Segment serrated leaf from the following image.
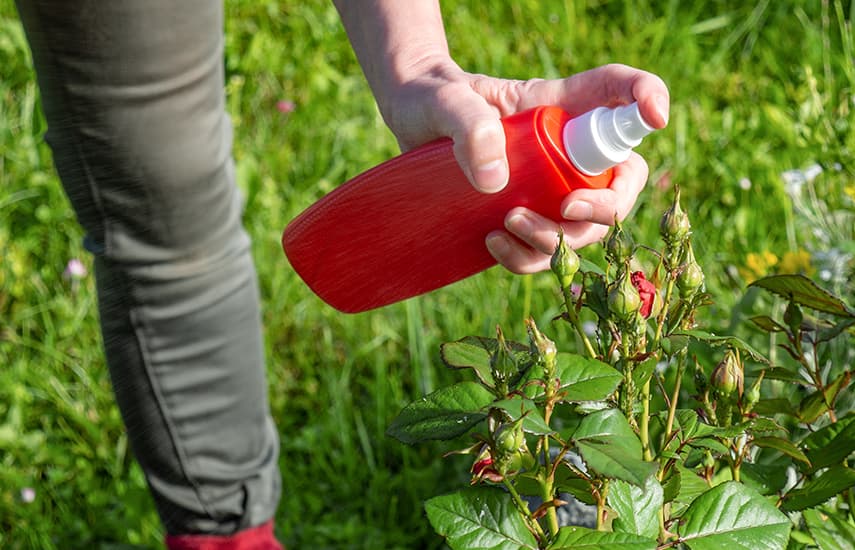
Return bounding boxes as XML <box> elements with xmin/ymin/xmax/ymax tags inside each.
<box><xmin>749</xmin><ymin>274</ymin><xmax>854</xmax><ymax>318</ymax></box>
<box><xmin>678</xmin><ymin>481</ymin><xmax>790</xmax><ymax>549</ymax></box>
<box><xmin>752</xmin><ymin>436</ymin><xmax>810</xmax><ymax>465</ymax></box>
<box><xmin>803</xmin><ymin>508</ymin><xmax>855</xmax><ymax>550</ymax></box>
<box><xmin>553</xmin><ymin>466</ymin><xmax>596</xmax><ymax>505</ymax></box>
<box><xmin>557</xmin><ymin>354</ymin><xmax>623</xmax><ymax>402</ymax></box>
<box><xmin>816</xmin><ymin>317</ymin><xmax>855</xmax><ymax>343</ymax></box>
<box><xmin>671</xmin><ymin>466</ymin><xmax>710</xmax><ymax>516</ymax></box>
<box><xmin>425</xmin><ymin>487</ymin><xmax>538</xmax><ymax>550</ymax></box>
<box><xmin>687</xmin><ymin>437</ymin><xmax>730</xmax><ymax>454</ymax></box>
<box><xmin>547</xmin><ymin>526</ymin><xmax>656</xmax><ymax>549</ymax></box>
<box><xmin>387</xmin><ymin>382</ymin><xmax>494</xmax><ymax>444</ymax></box>
<box><xmin>574</xmin><ymin>409</ymin><xmax>657</xmax><ymax>486</ymax></box>
<box><xmin>740</xmin><ymin>462</ymin><xmax>789</xmax><ymax>495</ymax></box>
<box><xmin>672</xmin><ymin>329</ymin><xmax>771</xmax><ymax>365</ymax></box>
<box><xmin>803</xmin><ymin>414</ymin><xmax>855</xmax><ymax>472</ymax></box>
<box><xmin>780</xmin><ymin>465</ymin><xmax>855</xmax><ymax>512</ymax></box>
<box><xmin>491</xmin><ymin>397</ymin><xmax>553</xmax><ymax>435</ymax></box>
<box><xmin>798</xmin><ymin>371</ymin><xmax>851</xmax><ymax>424</ymax></box>
<box><xmin>749</xmin><ymin>315</ymin><xmax>788</xmax><ymax>333</ymax></box>
<box><xmin>440</xmin><ymin>336</ymin><xmax>496</xmax><ymax>386</ymax></box>
<box><xmin>608</xmin><ymin>477</ymin><xmax>663</xmax><ymax>539</ymax></box>
<box><xmin>661</xmin><ymin>468</ymin><xmax>681</xmax><ymax>504</ymax></box>
<box><xmin>753</xmin><ymin>397</ymin><xmax>799</xmax><ymax>416</ymax></box>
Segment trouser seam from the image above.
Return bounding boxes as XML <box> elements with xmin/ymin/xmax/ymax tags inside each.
<box><xmin>128</xmin><ymin>301</ymin><xmax>215</xmax><ymax>520</ymax></box>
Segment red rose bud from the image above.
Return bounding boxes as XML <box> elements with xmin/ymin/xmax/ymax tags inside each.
<box><xmin>630</xmin><ymin>271</ymin><xmax>656</xmax><ymax>318</ymax></box>
<box><xmin>471</xmin><ymin>457</ymin><xmax>504</xmax><ymax>483</ymax></box>
<box><xmin>608</xmin><ymin>269</ymin><xmax>642</xmax><ymax>322</ymax></box>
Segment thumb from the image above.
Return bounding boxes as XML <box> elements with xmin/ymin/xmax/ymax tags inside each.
<box><xmin>435</xmin><ymin>92</ymin><xmax>509</xmax><ymax>193</ymax></box>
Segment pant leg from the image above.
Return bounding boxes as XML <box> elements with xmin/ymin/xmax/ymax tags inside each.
<box><xmin>14</xmin><ymin>0</ymin><xmax>281</xmax><ymax>535</ymax></box>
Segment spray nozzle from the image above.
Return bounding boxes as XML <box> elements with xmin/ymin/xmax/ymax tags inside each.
<box><xmin>563</xmin><ymin>102</ymin><xmax>655</xmax><ymax>176</ymax></box>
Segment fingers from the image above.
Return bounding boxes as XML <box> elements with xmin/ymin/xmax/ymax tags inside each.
<box><xmin>485</xmin><ymin>208</ymin><xmax>611</xmax><ymax>274</ymax></box>
<box><xmin>560</xmin><ymin>152</ymin><xmax>649</xmax><ymax>225</ymax></box>
<box><xmin>426</xmin><ymin>83</ymin><xmax>510</xmax><ymax>193</ymax></box>
<box><xmin>492</xmin><ymin>64</ymin><xmax>669</xmax><ymax>128</ymax></box>
<box><xmin>559</xmin><ymin>64</ymin><xmax>670</xmax><ymax>128</ymax></box>
<box><xmin>487</xmin><ymin>151</ymin><xmax>649</xmax><ymax>274</ymax></box>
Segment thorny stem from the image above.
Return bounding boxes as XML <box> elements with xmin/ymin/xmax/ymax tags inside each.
<box><xmin>641</xmin><ymin>272</ymin><xmax>678</xmax><ymax>462</ymax></box>
<box><xmin>661</xmin><ymin>350</ymin><xmax>688</xmax><ymax>460</ymax></box>
<box><xmin>503</xmin><ymin>478</ymin><xmax>546</xmax><ymax>541</ymax></box>
<box><xmin>540</xmin><ymin>380</ymin><xmax>560</xmax><ymax>537</ymax></box>
<box><xmin>562</xmin><ymin>286</ymin><xmax>597</xmax><ymax>359</ymax></box>
<box><xmin>596</xmin><ymin>479</ymin><xmax>610</xmax><ymax>531</ymax></box>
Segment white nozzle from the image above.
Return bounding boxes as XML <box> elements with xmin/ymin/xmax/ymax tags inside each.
<box><xmin>563</xmin><ymin>102</ymin><xmax>655</xmax><ymax>176</ymax></box>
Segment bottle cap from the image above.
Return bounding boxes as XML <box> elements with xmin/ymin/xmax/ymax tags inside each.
<box><xmin>563</xmin><ymin>102</ymin><xmax>655</xmax><ymax>176</ymax></box>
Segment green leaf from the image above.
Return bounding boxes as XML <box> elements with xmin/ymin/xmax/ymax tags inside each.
<box><xmin>440</xmin><ymin>336</ymin><xmax>496</xmax><ymax>387</ymax></box>
<box><xmin>678</xmin><ymin>481</ymin><xmax>791</xmax><ymax>549</ymax></box>
<box><xmin>386</xmin><ymin>382</ymin><xmax>494</xmax><ymax>444</ymax></box>
<box><xmin>553</xmin><ymin>466</ymin><xmax>597</xmax><ymax>505</ymax></box>
<box><xmin>580</xmin><ymin>258</ymin><xmax>607</xmax><ymax>277</ymax></box>
<box><xmin>547</xmin><ymin>526</ymin><xmax>656</xmax><ymax>549</ymax></box>
<box><xmin>631</xmin><ymin>357</ymin><xmax>658</xmax><ymax>390</ymax></box>
<box><xmin>749</xmin><ymin>315</ymin><xmax>787</xmax><ymax>333</ymax></box>
<box><xmin>816</xmin><ymin>317</ymin><xmax>855</xmax><ymax>344</ymax></box>
<box><xmin>661</xmin><ymin>468</ymin><xmax>681</xmax><ymax>504</ymax></box>
<box><xmin>574</xmin><ymin>409</ymin><xmax>657</xmax><ymax>486</ymax></box>
<box><xmin>672</xmin><ymin>329</ymin><xmax>771</xmax><ymax>365</ymax></box>
<box><xmin>687</xmin><ymin>437</ymin><xmax>730</xmax><ymax>455</ymax></box>
<box><xmin>425</xmin><ymin>487</ymin><xmax>538</xmax><ymax>550</ymax></box>
<box><xmin>780</xmin><ymin>465</ymin><xmax>855</xmax><ymax>512</ymax></box>
<box><xmin>749</xmin><ymin>274</ymin><xmax>854</xmax><ymax>318</ymax></box>
<box><xmin>607</xmin><ymin>477</ymin><xmax>663</xmax><ymax>539</ymax></box>
<box><xmin>556</xmin><ymin>354</ymin><xmax>623</xmax><ymax>402</ymax></box>
<box><xmin>797</xmin><ymin>371</ymin><xmax>852</xmax><ymax>424</ymax></box>
<box><xmin>752</xmin><ymin>436</ymin><xmax>810</xmax><ymax>465</ymax></box>
<box><xmin>803</xmin><ymin>414</ymin><xmax>855</xmax><ymax>472</ymax></box>
<box><xmin>671</xmin><ymin>465</ymin><xmax>710</xmax><ymax>516</ymax></box>
<box><xmin>491</xmin><ymin>397</ymin><xmax>553</xmax><ymax>435</ymax></box>
<box><xmin>740</xmin><ymin>462</ymin><xmax>789</xmax><ymax>495</ymax></box>
<box><xmin>803</xmin><ymin>508</ymin><xmax>855</xmax><ymax>550</ymax></box>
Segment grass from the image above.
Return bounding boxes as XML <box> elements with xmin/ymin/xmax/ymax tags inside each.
<box><xmin>1</xmin><ymin>0</ymin><xmax>853</xmax><ymax>548</ymax></box>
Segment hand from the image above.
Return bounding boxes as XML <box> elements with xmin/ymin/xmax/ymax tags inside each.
<box><xmin>382</xmin><ymin>62</ymin><xmax>669</xmax><ymax>273</ymax></box>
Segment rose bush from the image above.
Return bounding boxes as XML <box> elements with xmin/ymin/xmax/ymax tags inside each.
<box><xmin>387</xmin><ymin>190</ymin><xmax>855</xmax><ymax>549</ymax></box>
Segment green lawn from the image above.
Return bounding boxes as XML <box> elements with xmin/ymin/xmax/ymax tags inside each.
<box><xmin>1</xmin><ymin>1</ymin><xmax>852</xmax><ymax>548</ymax></box>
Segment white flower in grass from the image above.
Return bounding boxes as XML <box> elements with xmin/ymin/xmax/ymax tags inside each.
<box><xmin>738</xmin><ymin>177</ymin><xmax>751</xmax><ymax>190</ymax></box>
<box><xmin>20</xmin><ymin>487</ymin><xmax>35</xmax><ymax>503</ymax></box>
<box><xmin>781</xmin><ymin>162</ymin><xmax>823</xmax><ymax>199</ymax></box>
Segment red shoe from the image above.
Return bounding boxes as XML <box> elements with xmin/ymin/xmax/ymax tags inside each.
<box><xmin>165</xmin><ymin>520</ymin><xmax>283</xmax><ymax>550</ymax></box>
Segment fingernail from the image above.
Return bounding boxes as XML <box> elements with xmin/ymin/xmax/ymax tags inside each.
<box><xmin>474</xmin><ymin>159</ymin><xmax>509</xmax><ymax>193</ymax></box>
<box><xmin>655</xmin><ymin>95</ymin><xmax>669</xmax><ymax>126</ymax></box>
<box><xmin>563</xmin><ymin>201</ymin><xmax>593</xmax><ymax>221</ymax></box>
<box><xmin>485</xmin><ymin>234</ymin><xmax>510</xmax><ymax>258</ymax></box>
<box><xmin>505</xmin><ymin>212</ymin><xmax>532</xmax><ymax>235</ymax></box>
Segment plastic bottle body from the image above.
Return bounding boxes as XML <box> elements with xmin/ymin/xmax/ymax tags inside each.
<box><xmin>284</xmin><ymin>106</ymin><xmax>614</xmax><ymax>313</ymax></box>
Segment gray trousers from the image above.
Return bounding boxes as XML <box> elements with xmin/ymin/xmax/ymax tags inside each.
<box><xmin>15</xmin><ymin>0</ymin><xmax>281</xmax><ymax>535</ymax></box>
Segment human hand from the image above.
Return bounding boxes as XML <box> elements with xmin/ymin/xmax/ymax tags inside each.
<box><xmin>381</xmin><ymin>62</ymin><xmax>669</xmax><ymax>274</ymax></box>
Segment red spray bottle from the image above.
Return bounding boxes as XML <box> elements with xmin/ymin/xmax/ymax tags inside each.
<box><xmin>282</xmin><ymin>102</ymin><xmax>655</xmax><ymax>313</ymax></box>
